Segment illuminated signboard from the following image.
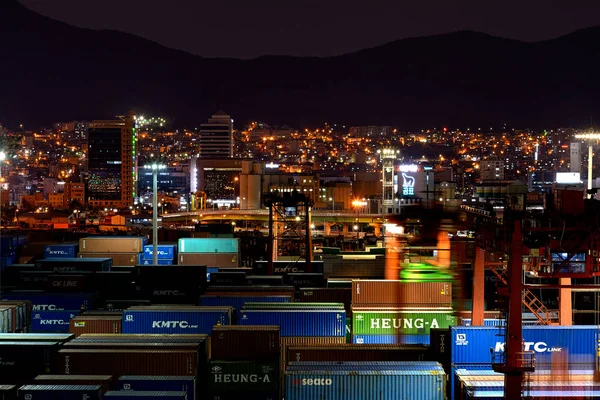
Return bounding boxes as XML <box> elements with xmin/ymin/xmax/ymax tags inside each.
<box><xmin>402</xmin><ymin>172</ymin><xmax>415</xmax><ymax>196</ymax></box>
<box><xmin>399</xmin><ymin>164</ymin><xmax>418</xmax><ymax>172</ymax></box>
<box><xmin>555</xmin><ymin>172</ymin><xmax>581</xmax><ymax>184</ymax></box>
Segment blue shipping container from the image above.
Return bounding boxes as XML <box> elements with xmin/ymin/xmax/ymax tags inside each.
<box><xmin>30</xmin><ymin>310</ymin><xmax>80</xmax><ymax>333</ymax></box>
<box><xmin>199</xmin><ymin>295</ymin><xmax>292</xmax><ymax>319</ymax></box>
<box><xmin>104</xmin><ymin>391</ymin><xmax>187</xmax><ymax>399</ymax></box>
<box><xmin>285</xmin><ymin>362</ymin><xmax>445</xmax><ymax>400</ymax></box>
<box><xmin>207</xmin><ymin>267</ymin><xmax>219</xmax><ymax>282</ymax></box>
<box><xmin>239</xmin><ymin>309</ymin><xmax>345</xmax><ymax>337</ymax></box>
<box><xmin>352</xmin><ymin>334</ymin><xmax>430</xmax><ymax>345</ymax></box>
<box><xmin>178</xmin><ymin>238</ymin><xmax>239</xmax><ymax>254</ymax></box>
<box><xmin>122</xmin><ymin>308</ymin><xmax>232</xmax><ymax>334</ymax></box>
<box><xmin>44</xmin><ymin>244</ymin><xmax>79</xmax><ymax>258</ymax></box>
<box><xmin>0</xmin><ymin>236</ymin><xmax>15</xmax><ymax>255</ymax></box>
<box><xmin>2</xmin><ymin>292</ymin><xmax>94</xmax><ymax>311</ymax></box>
<box><xmin>118</xmin><ymin>376</ymin><xmax>195</xmax><ymax>400</ymax></box>
<box><xmin>143</xmin><ymin>245</ymin><xmax>177</xmax><ymax>260</ymax></box>
<box><xmin>451</xmin><ymin>326</ymin><xmax>599</xmax><ymax>365</ymax></box>
<box><xmin>0</xmin><ymin>255</ymin><xmax>16</xmax><ymax>270</ymax></box>
<box><xmin>17</xmin><ymin>384</ymin><xmax>103</xmax><ymax>400</ymax></box>
<box><xmin>140</xmin><ymin>258</ymin><xmax>174</xmax><ymax>265</ymax></box>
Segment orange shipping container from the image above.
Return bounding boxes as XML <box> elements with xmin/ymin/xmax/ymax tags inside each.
<box><xmin>351</xmin><ymin>280</ymin><xmax>452</xmax><ymax>306</ymax></box>
<box><xmin>69</xmin><ymin>316</ymin><xmax>122</xmax><ymax>337</ymax></box>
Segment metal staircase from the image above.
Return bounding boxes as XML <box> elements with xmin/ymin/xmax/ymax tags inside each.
<box><xmin>487</xmin><ymin>263</ymin><xmax>559</xmax><ymax>325</ymax></box>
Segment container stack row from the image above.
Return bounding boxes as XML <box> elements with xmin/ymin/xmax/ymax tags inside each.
<box><xmin>351</xmin><ymin>280</ymin><xmax>456</xmax><ymax>344</ymax></box>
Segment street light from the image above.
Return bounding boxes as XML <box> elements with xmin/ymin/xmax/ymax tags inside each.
<box><xmin>329</xmin><ymin>197</ymin><xmax>335</xmax><ymax>212</ymax></box>
<box><xmin>144</xmin><ymin>163</ymin><xmax>166</xmax><ymax>265</ymax></box>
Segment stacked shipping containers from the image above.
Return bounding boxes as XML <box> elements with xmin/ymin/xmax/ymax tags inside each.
<box><xmin>78</xmin><ymin>236</ymin><xmax>146</xmax><ymax>267</ymax></box>
<box><xmin>178</xmin><ymin>238</ymin><xmax>240</xmax><ymax>267</ymax></box>
<box><xmin>443</xmin><ymin>326</ymin><xmax>600</xmax><ymax>399</ymax></box>
<box><xmin>209</xmin><ymin>325</ymin><xmax>281</xmax><ymax>399</ymax></box>
<box><xmin>351</xmin><ymin>280</ymin><xmax>455</xmax><ymax>344</ymax></box>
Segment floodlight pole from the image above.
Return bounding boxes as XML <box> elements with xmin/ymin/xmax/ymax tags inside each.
<box><xmin>152</xmin><ymin>165</ymin><xmax>158</xmax><ymax>266</ymax></box>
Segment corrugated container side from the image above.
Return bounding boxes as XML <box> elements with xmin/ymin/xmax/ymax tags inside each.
<box><xmin>352</xmin><ymin>280</ymin><xmax>452</xmax><ymax>306</ymax></box>
<box><xmin>352</xmin><ymin>310</ymin><xmax>456</xmax><ymax>335</ymax></box>
<box><xmin>54</xmin><ymin>349</ymin><xmax>198</xmax><ymax>376</ymax></box>
<box><xmin>31</xmin><ymin>310</ymin><xmax>80</xmax><ymax>333</ymax></box>
<box><xmin>122</xmin><ymin>309</ymin><xmax>231</xmax><ymax>335</ymax></box>
<box><xmin>69</xmin><ymin>316</ymin><xmax>122</xmax><ymax>336</ymax></box>
<box><xmin>281</xmin><ymin>337</ymin><xmax>346</xmax><ymax>365</ymax></box>
<box><xmin>239</xmin><ymin>310</ymin><xmax>345</xmax><ymax>337</ymax></box>
<box><xmin>285</xmin><ymin>363</ymin><xmax>445</xmax><ymax>400</ymax></box>
<box><xmin>286</xmin><ymin>344</ymin><xmax>430</xmax><ymax>363</ymax></box>
<box><xmin>46</xmin><ymin>275</ymin><xmax>90</xmax><ymax>293</ymax></box>
<box><xmin>209</xmin><ymin>360</ymin><xmax>280</xmax><ymax>393</ymax></box>
<box><xmin>33</xmin><ymin>375</ymin><xmax>113</xmax><ymax>393</ymax></box>
<box><xmin>429</xmin><ymin>328</ymin><xmax>451</xmax><ymax>373</ymax></box>
<box><xmin>352</xmin><ymin>334</ymin><xmax>430</xmax><ymax>345</ymax></box>
<box><xmin>104</xmin><ymin>391</ymin><xmax>187</xmax><ymax>398</ymax></box>
<box><xmin>117</xmin><ymin>376</ymin><xmax>195</xmax><ymax>400</ymax></box>
<box><xmin>211</xmin><ymin>325</ymin><xmax>280</xmax><ymax>360</ymax></box>
<box><xmin>140</xmin><ymin>259</ymin><xmax>174</xmax><ymax>265</ymax></box>
<box><xmin>450</xmin><ymin>326</ymin><xmax>598</xmax><ymax>365</ymax></box>
<box><xmin>0</xmin><ymin>333</ymin><xmax>73</xmax><ymax>342</ymax></box>
<box><xmin>79</xmin><ymin>237</ymin><xmax>147</xmax><ymax>253</ymax></box>
<box><xmin>17</xmin><ymin>384</ymin><xmax>103</xmax><ymax>399</ymax></box>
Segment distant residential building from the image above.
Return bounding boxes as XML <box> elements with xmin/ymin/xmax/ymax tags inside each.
<box><xmin>64</xmin><ymin>182</ymin><xmax>85</xmax><ymax>208</ymax></box>
<box><xmin>480</xmin><ymin>160</ymin><xmax>505</xmax><ymax>181</ymax></box>
<box><xmin>199</xmin><ymin>111</ymin><xmax>233</xmax><ymax>158</ymax></box>
<box><xmin>48</xmin><ymin>193</ymin><xmax>64</xmax><ymax>209</ymax></box>
<box><xmin>86</xmin><ymin>111</ymin><xmax>137</xmax><ymax>208</ymax></box>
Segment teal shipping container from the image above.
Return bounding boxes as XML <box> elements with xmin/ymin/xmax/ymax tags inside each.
<box><xmin>178</xmin><ymin>238</ymin><xmax>239</xmax><ymax>254</ymax></box>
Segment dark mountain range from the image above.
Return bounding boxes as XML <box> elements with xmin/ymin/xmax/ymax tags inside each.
<box><xmin>1</xmin><ymin>0</ymin><xmax>600</xmax><ymax>130</ymax></box>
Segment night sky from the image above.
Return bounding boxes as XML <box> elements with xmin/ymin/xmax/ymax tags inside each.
<box><xmin>19</xmin><ymin>0</ymin><xmax>600</xmax><ymax>59</ymax></box>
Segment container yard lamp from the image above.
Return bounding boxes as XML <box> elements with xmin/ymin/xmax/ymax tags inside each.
<box><xmin>145</xmin><ymin>163</ymin><xmax>166</xmax><ymax>265</ymax></box>
<box><xmin>574</xmin><ymin>133</ymin><xmax>600</xmax><ymax>197</ymax></box>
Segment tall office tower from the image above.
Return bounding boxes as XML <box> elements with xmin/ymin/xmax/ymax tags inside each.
<box><xmin>199</xmin><ymin>111</ymin><xmax>233</xmax><ymax>157</ymax></box>
<box><xmin>570</xmin><ymin>142</ymin><xmax>581</xmax><ymax>173</ymax></box>
<box><xmin>86</xmin><ymin>111</ymin><xmax>137</xmax><ymax>208</ymax></box>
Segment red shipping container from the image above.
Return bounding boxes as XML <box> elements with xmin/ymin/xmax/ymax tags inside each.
<box><xmin>211</xmin><ymin>325</ymin><xmax>280</xmax><ymax>361</ymax></box>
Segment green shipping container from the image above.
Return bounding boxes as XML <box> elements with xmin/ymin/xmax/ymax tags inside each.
<box><xmin>209</xmin><ymin>360</ymin><xmax>280</xmax><ymax>393</ymax></box>
<box><xmin>352</xmin><ymin>310</ymin><xmax>456</xmax><ymax>335</ymax></box>
<box><xmin>178</xmin><ymin>238</ymin><xmax>239</xmax><ymax>254</ymax></box>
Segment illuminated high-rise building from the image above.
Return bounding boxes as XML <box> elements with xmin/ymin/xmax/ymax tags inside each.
<box><xmin>86</xmin><ymin>111</ymin><xmax>137</xmax><ymax>208</ymax></box>
<box><xmin>199</xmin><ymin>111</ymin><xmax>233</xmax><ymax>157</ymax></box>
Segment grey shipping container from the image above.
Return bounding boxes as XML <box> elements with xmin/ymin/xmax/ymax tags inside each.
<box><xmin>118</xmin><ymin>376</ymin><xmax>196</xmax><ymax>400</ymax></box>
<box><xmin>79</xmin><ymin>237</ymin><xmax>147</xmax><ymax>253</ymax></box>
<box><xmin>179</xmin><ymin>253</ymin><xmax>239</xmax><ymax>267</ymax></box>
<box><xmin>351</xmin><ymin>280</ymin><xmax>452</xmax><ymax>306</ymax></box>
<box><xmin>211</xmin><ymin>325</ymin><xmax>280</xmax><ymax>361</ymax></box>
